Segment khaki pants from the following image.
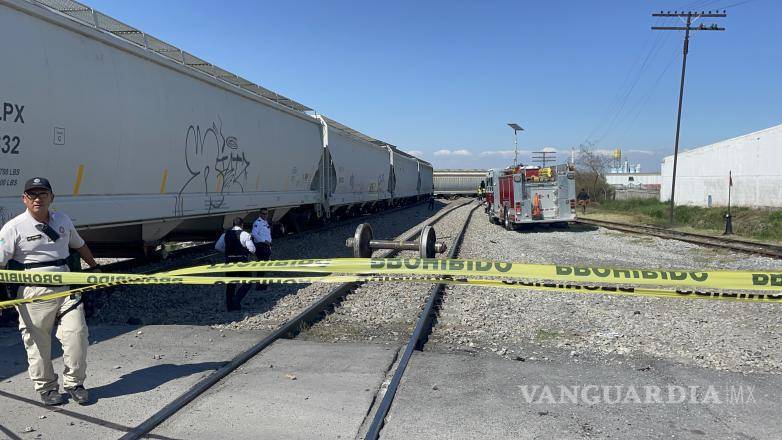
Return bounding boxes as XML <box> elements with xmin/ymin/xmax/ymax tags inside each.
<box><xmin>15</xmin><ymin>283</ymin><xmax>88</xmax><ymax>393</ymax></box>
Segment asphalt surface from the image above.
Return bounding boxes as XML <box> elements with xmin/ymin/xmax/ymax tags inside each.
<box><xmin>0</xmin><ymin>325</ymin><xmax>269</xmax><ymax>439</ymax></box>
<box><xmin>381</xmin><ymin>344</ymin><xmax>782</xmax><ymax>439</ymax></box>
<box><xmin>1</xmin><ymin>325</ymin><xmax>780</xmax><ymax>439</ymax></box>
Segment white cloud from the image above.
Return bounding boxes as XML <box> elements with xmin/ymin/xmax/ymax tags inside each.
<box><xmin>541</xmin><ymin>147</ymin><xmax>557</xmax><ymax>153</ymax></box>
<box><xmin>452</xmin><ymin>149</ymin><xmax>473</xmax><ymax>156</ymax></box>
<box><xmin>593</xmin><ymin>149</ymin><xmax>615</xmax><ymax>156</ymax></box>
<box><xmin>627</xmin><ymin>149</ymin><xmax>656</xmax><ymax>155</ymax></box>
<box><xmin>479</xmin><ymin>150</ymin><xmax>517</xmax><ymax>158</ymax></box>
<box><xmin>407</xmin><ymin>150</ymin><xmax>424</xmax><ymax>157</ymax></box>
<box><xmin>433</xmin><ymin>149</ymin><xmax>452</xmax><ymax>156</ymax></box>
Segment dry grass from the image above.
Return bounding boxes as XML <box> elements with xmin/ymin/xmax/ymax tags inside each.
<box><xmin>581</xmin><ymin>199</ymin><xmax>782</xmax><ymax>245</ymax></box>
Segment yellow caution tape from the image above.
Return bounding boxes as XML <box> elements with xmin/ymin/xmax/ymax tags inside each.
<box><xmin>166</xmin><ymin>258</ymin><xmax>782</xmax><ymax>292</ymax></box>
<box><xmin>1</xmin><ymin>257</ymin><xmax>780</xmax><ymax>309</ymax></box>
<box><xmin>1</xmin><ymin>273</ymin><xmax>780</xmax><ymax>309</ymax></box>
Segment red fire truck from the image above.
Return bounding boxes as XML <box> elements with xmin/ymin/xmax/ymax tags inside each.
<box><xmin>485</xmin><ymin>164</ymin><xmax>576</xmax><ymax>230</ymax></box>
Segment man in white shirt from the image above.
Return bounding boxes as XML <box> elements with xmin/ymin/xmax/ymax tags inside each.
<box><xmin>215</xmin><ymin>217</ymin><xmax>255</xmax><ymax>311</ymax></box>
<box><xmin>250</xmin><ymin>208</ymin><xmax>272</xmax><ymax>291</ymax></box>
<box><xmin>0</xmin><ymin>177</ymin><xmax>100</xmax><ymax>406</ymax></box>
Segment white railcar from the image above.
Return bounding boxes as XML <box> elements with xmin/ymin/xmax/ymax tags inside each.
<box><xmin>391</xmin><ymin>150</ymin><xmax>421</xmax><ymax>200</ymax></box>
<box><xmin>0</xmin><ymin>0</ymin><xmax>323</xmax><ymax>252</ymax></box>
<box><xmin>319</xmin><ymin>119</ymin><xmax>393</xmax><ymax>212</ymax></box>
<box><xmin>0</xmin><ymin>0</ymin><xmax>430</xmax><ymax>255</ymax></box>
<box><xmin>418</xmin><ymin>161</ymin><xmax>434</xmax><ymax>195</ymax></box>
<box><xmin>433</xmin><ymin>169</ymin><xmax>488</xmax><ymax>196</ymax></box>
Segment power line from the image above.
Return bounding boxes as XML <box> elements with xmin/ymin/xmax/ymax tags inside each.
<box><xmin>652</xmin><ymin>10</ymin><xmax>726</xmax><ymax>224</ymax></box>
<box><xmin>591</xmin><ymin>32</ymin><xmax>673</xmax><ymax>145</ymax></box>
<box><xmin>713</xmin><ymin>0</ymin><xmax>757</xmax><ymax>9</ymax></box>
<box><xmin>616</xmin><ymin>50</ymin><xmax>679</xmax><ymax>139</ymax></box>
<box><xmin>582</xmin><ymin>17</ymin><xmax>668</xmax><ymax>145</ymax></box>
<box><xmin>581</xmin><ymin>0</ymin><xmax>740</xmax><ymax>150</ymax></box>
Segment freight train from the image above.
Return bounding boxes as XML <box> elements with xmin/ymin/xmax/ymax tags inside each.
<box><xmin>433</xmin><ymin>169</ymin><xmax>488</xmax><ymax>197</ymax></box>
<box><xmin>0</xmin><ymin>0</ymin><xmax>433</xmax><ymax>256</ymax></box>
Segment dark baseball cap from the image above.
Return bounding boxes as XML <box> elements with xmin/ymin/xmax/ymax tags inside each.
<box><xmin>24</xmin><ymin>177</ymin><xmax>53</xmax><ymax>192</ymax></box>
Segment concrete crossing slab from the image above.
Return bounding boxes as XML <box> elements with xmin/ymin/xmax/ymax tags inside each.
<box><xmin>152</xmin><ymin>339</ymin><xmax>398</xmax><ymax>440</ymax></box>
<box><xmin>0</xmin><ymin>325</ymin><xmax>269</xmax><ymax>439</ymax></box>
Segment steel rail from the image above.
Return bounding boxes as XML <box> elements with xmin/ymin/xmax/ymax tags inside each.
<box><xmin>119</xmin><ymin>199</ymin><xmax>472</xmax><ymax>440</ymax></box>
<box><xmin>576</xmin><ymin>218</ymin><xmax>782</xmax><ymax>259</ymax></box>
<box><xmin>364</xmin><ymin>202</ymin><xmax>479</xmax><ymax>440</ymax></box>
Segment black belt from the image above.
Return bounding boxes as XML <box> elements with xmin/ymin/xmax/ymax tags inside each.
<box><xmin>19</xmin><ymin>259</ymin><xmax>69</xmax><ymax>270</ymax></box>
<box><xmin>225</xmin><ymin>255</ymin><xmax>249</xmax><ymax>262</ymax></box>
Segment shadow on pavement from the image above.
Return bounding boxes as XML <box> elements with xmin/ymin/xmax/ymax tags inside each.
<box><xmin>0</xmin><ymin>389</ymin><xmax>182</xmax><ymax>440</ymax></box>
<box><xmin>91</xmin><ymin>361</ymin><xmax>225</xmax><ymax>400</ymax></box>
<box><xmin>0</xmin><ymin>326</ymin><xmax>131</xmax><ymax>382</ymax></box>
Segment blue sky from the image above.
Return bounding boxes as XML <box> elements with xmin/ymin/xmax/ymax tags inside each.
<box><xmin>85</xmin><ymin>0</ymin><xmax>779</xmax><ymax>172</ymax></box>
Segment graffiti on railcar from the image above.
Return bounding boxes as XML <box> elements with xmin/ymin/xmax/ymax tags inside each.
<box><xmin>175</xmin><ymin>117</ymin><xmax>251</xmax><ymax>216</ymax></box>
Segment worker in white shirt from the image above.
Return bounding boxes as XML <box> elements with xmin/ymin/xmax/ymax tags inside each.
<box><xmin>215</xmin><ymin>217</ymin><xmax>255</xmax><ymax>311</ymax></box>
<box><xmin>250</xmin><ymin>208</ymin><xmax>272</xmax><ymax>291</ymax></box>
<box><xmin>0</xmin><ymin>177</ymin><xmax>100</xmax><ymax>406</ymax></box>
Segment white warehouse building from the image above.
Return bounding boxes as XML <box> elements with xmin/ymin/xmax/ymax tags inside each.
<box><xmin>660</xmin><ymin>124</ymin><xmax>782</xmax><ymax>208</ymax></box>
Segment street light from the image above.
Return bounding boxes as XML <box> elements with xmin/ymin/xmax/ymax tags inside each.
<box><xmin>508</xmin><ymin>123</ymin><xmax>524</xmax><ymax>166</ymax></box>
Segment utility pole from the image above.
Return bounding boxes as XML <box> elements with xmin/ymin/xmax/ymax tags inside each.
<box><xmin>652</xmin><ymin>10</ymin><xmax>725</xmax><ymax>224</ymax></box>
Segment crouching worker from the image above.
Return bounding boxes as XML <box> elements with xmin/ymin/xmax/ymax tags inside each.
<box><xmin>215</xmin><ymin>217</ymin><xmax>255</xmax><ymax>311</ymax></box>
<box><xmin>0</xmin><ymin>177</ymin><xmax>101</xmax><ymax>406</ymax></box>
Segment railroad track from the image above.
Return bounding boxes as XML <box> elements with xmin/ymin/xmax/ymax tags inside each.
<box><xmin>119</xmin><ymin>199</ymin><xmax>475</xmax><ymax>440</ymax></box>
<box><xmin>364</xmin><ymin>202</ymin><xmax>479</xmax><ymax>440</ymax></box>
<box><xmin>576</xmin><ymin>217</ymin><xmax>782</xmax><ymax>259</ymax></box>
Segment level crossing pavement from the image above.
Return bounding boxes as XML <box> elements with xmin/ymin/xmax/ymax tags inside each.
<box><xmin>1</xmin><ymin>325</ymin><xmax>780</xmax><ymax>439</ymax></box>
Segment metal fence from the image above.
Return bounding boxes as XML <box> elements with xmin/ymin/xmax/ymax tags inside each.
<box><xmin>613</xmin><ymin>188</ymin><xmax>660</xmax><ymax>201</ymax></box>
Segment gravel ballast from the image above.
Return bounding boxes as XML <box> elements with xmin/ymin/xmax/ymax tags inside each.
<box><xmin>428</xmin><ymin>214</ymin><xmax>782</xmax><ymax>374</ymax></box>
<box><xmin>301</xmin><ymin>202</ymin><xmax>476</xmax><ymax>344</ymax></box>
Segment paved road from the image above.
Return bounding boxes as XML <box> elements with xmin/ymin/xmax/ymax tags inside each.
<box><xmin>2</xmin><ymin>326</ymin><xmax>780</xmax><ymax>439</ymax></box>
<box><xmin>381</xmin><ymin>344</ymin><xmax>782</xmax><ymax>439</ymax></box>
<box><xmin>0</xmin><ymin>325</ymin><xmax>268</xmax><ymax>439</ymax></box>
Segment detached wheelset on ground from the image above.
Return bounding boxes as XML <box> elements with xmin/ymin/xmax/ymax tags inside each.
<box><xmin>346</xmin><ymin>223</ymin><xmax>448</xmax><ymax>258</ymax></box>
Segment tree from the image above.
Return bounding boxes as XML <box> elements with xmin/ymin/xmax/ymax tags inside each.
<box><xmin>576</xmin><ymin>143</ymin><xmax>613</xmax><ymax>201</ymax></box>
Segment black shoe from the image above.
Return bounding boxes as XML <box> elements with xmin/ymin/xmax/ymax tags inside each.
<box><xmin>40</xmin><ymin>389</ymin><xmax>65</xmax><ymax>406</ymax></box>
<box><xmin>65</xmin><ymin>385</ymin><xmax>90</xmax><ymax>405</ymax></box>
